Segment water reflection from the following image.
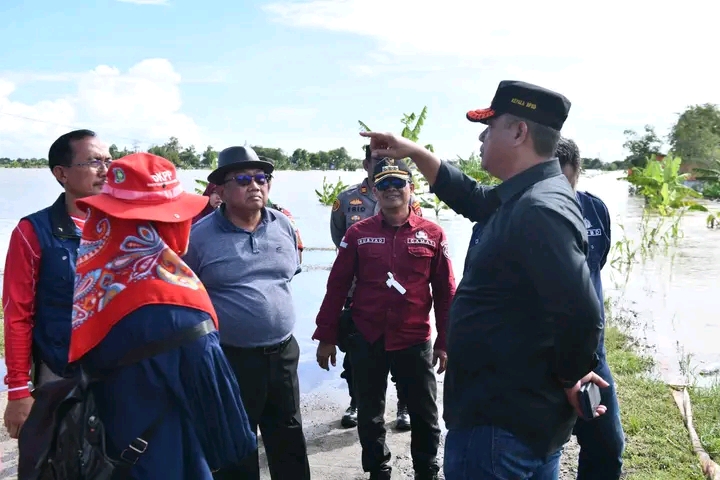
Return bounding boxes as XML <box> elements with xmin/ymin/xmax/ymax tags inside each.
<box><xmin>0</xmin><ymin>168</ymin><xmax>717</xmax><ymax>392</ymax></box>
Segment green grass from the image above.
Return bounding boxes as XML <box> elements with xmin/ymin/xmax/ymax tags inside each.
<box><xmin>605</xmin><ymin>323</ymin><xmax>720</xmax><ymax>479</ymax></box>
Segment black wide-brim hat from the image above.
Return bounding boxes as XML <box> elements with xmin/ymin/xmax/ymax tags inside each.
<box><xmin>207</xmin><ymin>146</ymin><xmax>275</xmax><ymax>185</ymax></box>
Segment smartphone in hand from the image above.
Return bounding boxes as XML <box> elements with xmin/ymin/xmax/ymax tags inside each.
<box><xmin>577</xmin><ymin>382</ymin><xmax>602</xmax><ymax>419</ymax></box>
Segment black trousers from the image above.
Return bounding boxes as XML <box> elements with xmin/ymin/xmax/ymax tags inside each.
<box><xmin>341</xmin><ymin>355</ymin><xmax>407</xmax><ymax>408</ymax></box>
<box><xmin>348</xmin><ymin>336</ymin><xmax>440</xmax><ymax>474</ymax></box>
<box><xmin>213</xmin><ymin>335</ymin><xmax>310</xmax><ymax>480</ymax></box>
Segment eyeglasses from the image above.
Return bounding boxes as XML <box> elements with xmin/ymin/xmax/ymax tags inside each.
<box><xmin>225</xmin><ymin>173</ymin><xmax>272</xmax><ymax>186</ymax></box>
<box><xmin>72</xmin><ymin>159</ymin><xmax>112</xmax><ymax>169</ymax></box>
<box><xmin>375</xmin><ymin>177</ymin><xmax>408</xmax><ymax>191</ymax></box>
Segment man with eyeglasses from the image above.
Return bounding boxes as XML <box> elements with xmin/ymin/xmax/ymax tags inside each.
<box><xmin>315</xmin><ymin>158</ymin><xmax>456</xmax><ymax>480</ymax></box>
<box><xmin>330</xmin><ymin>146</ymin><xmax>423</xmax><ymax>431</ymax></box>
<box><xmin>3</xmin><ymin>129</ymin><xmax>111</xmax><ymax>439</ymax></box>
<box><xmin>184</xmin><ymin>146</ymin><xmax>310</xmax><ymax>480</ymax></box>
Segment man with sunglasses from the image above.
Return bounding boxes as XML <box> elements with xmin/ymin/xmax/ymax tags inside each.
<box><xmin>315</xmin><ymin>158</ymin><xmax>456</xmax><ymax>480</ymax></box>
<box><xmin>3</xmin><ymin>129</ymin><xmax>111</xmax><ymax>439</ymax></box>
<box><xmin>330</xmin><ymin>146</ymin><xmax>423</xmax><ymax>431</ymax></box>
<box><xmin>185</xmin><ymin>145</ymin><xmax>310</xmax><ymax>480</ymax></box>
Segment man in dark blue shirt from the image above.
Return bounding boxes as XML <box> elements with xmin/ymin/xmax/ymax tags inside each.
<box><xmin>557</xmin><ymin>138</ymin><xmax>624</xmax><ymax>480</ymax></box>
<box><xmin>361</xmin><ymin>80</ymin><xmax>610</xmax><ymax>480</ymax></box>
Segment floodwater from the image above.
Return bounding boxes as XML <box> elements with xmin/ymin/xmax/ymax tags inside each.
<box><xmin>0</xmin><ymin>168</ymin><xmax>717</xmax><ymax>393</ymax></box>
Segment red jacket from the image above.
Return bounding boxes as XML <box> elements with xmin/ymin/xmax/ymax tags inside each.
<box><xmin>2</xmin><ymin>216</ymin><xmax>86</xmax><ymax>400</ymax></box>
<box><xmin>313</xmin><ymin>210</ymin><xmax>456</xmax><ymax>351</ymax></box>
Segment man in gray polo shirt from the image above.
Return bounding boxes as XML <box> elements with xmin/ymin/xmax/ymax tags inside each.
<box><xmin>184</xmin><ymin>145</ymin><xmax>310</xmax><ymax>480</ymax></box>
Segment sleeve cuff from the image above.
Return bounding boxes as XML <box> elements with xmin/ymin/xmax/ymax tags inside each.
<box><xmin>311</xmin><ymin>329</ymin><xmax>337</xmax><ymax>346</ymax></box>
<box><xmin>7</xmin><ymin>385</ymin><xmax>32</xmax><ymax>401</ymax></box>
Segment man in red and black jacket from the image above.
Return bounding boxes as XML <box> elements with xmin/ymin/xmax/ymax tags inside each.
<box><xmin>314</xmin><ymin>158</ymin><xmax>456</xmax><ymax>480</ymax></box>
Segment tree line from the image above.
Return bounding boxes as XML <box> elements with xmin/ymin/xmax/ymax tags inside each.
<box><xmin>621</xmin><ymin>103</ymin><xmax>720</xmax><ymax>172</ymax></box>
<box><xmin>0</xmin><ymin>137</ymin><xmax>366</xmax><ymax>171</ymax></box>
<box><xmin>2</xmin><ymin>103</ymin><xmax>719</xmax><ymax>172</ymax></box>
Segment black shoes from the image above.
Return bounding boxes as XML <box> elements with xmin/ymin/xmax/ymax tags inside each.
<box><xmin>341</xmin><ymin>404</ymin><xmax>358</xmax><ymax>428</ymax></box>
<box><xmin>395</xmin><ymin>402</ymin><xmax>411</xmax><ymax>431</ymax></box>
<box><xmin>342</xmin><ymin>402</ymin><xmax>410</xmax><ymax>430</ymax></box>
<box><xmin>370</xmin><ymin>466</ymin><xmax>392</xmax><ymax>480</ymax></box>
<box><xmin>414</xmin><ymin>472</ymin><xmax>440</xmax><ymax>480</ymax></box>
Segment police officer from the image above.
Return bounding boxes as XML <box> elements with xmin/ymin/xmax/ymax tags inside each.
<box><xmin>316</xmin><ymin>158</ymin><xmax>456</xmax><ymax>480</ymax></box>
<box><xmin>329</xmin><ymin>146</ymin><xmax>423</xmax><ymax>429</ymax></box>
<box><xmin>361</xmin><ymin>80</ymin><xmax>610</xmax><ymax>479</ymax></box>
<box><xmin>557</xmin><ymin>138</ymin><xmax>624</xmax><ymax>480</ymax></box>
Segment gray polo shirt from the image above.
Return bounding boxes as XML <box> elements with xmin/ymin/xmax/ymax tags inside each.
<box><xmin>184</xmin><ymin>206</ymin><xmax>300</xmax><ymax>348</ymax></box>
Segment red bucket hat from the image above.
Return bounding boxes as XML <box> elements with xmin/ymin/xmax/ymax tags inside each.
<box><xmin>76</xmin><ymin>153</ymin><xmax>209</xmax><ymax>223</ymax></box>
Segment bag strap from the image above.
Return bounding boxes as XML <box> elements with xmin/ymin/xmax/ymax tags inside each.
<box><xmin>110</xmin><ymin>318</ymin><xmax>217</xmax><ymax>468</ymax></box>
<box><xmin>116</xmin><ymin>318</ymin><xmax>216</xmax><ymax>368</ymax></box>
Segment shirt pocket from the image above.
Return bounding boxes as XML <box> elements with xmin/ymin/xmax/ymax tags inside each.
<box><xmin>407</xmin><ymin>246</ymin><xmax>434</xmax><ymax>277</ymax></box>
<box><xmin>42</xmin><ymin>247</ymin><xmax>75</xmax><ymax>284</ymax></box>
<box><xmin>586</xmin><ymin>236</ymin><xmax>606</xmax><ymax>272</ymax></box>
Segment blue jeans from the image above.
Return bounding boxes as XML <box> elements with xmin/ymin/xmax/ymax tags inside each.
<box><xmin>572</xmin><ymin>358</ymin><xmax>625</xmax><ymax>480</ymax></box>
<box><xmin>444</xmin><ymin>425</ymin><xmax>562</xmax><ymax>480</ymax></box>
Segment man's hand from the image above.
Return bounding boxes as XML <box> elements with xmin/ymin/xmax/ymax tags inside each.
<box><xmin>4</xmin><ymin>396</ymin><xmax>34</xmax><ymax>439</ymax></box>
<box><xmin>316</xmin><ymin>342</ymin><xmax>337</xmax><ymax>371</ymax></box>
<box><xmin>432</xmin><ymin>349</ymin><xmax>448</xmax><ymax>374</ymax></box>
<box><xmin>360</xmin><ymin>131</ymin><xmax>420</xmax><ymax>160</ymax></box>
<box><xmin>564</xmin><ymin>371</ymin><xmax>609</xmax><ymax>419</ymax></box>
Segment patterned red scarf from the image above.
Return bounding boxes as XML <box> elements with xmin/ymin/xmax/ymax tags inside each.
<box><xmin>69</xmin><ymin>207</ymin><xmax>219</xmax><ymax>363</ymax></box>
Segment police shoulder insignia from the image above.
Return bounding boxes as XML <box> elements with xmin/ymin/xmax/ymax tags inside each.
<box><xmin>360</xmin><ymin>185</ymin><xmax>368</xmax><ymax>194</ymax></box>
<box><xmin>332</xmin><ymin>199</ymin><xmax>341</xmax><ymax>212</ymax></box>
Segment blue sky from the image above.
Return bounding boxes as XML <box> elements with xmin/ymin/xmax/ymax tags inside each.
<box><xmin>0</xmin><ymin>0</ymin><xmax>713</xmax><ymax>162</ymax></box>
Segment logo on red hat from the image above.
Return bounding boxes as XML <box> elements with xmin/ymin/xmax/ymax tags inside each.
<box><xmin>112</xmin><ymin>167</ymin><xmax>126</xmax><ymax>184</ymax></box>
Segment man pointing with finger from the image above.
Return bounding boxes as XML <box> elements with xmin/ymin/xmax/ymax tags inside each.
<box><xmin>314</xmin><ymin>158</ymin><xmax>456</xmax><ymax>480</ymax></box>
<box><xmin>361</xmin><ymin>81</ymin><xmax>608</xmax><ymax>480</ymax></box>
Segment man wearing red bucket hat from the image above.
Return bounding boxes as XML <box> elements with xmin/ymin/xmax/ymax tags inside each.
<box><xmin>66</xmin><ymin>153</ymin><xmax>256</xmax><ymax>478</ymax></box>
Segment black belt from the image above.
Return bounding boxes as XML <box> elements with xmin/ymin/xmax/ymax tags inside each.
<box><xmin>253</xmin><ymin>335</ymin><xmax>292</xmax><ymax>355</ymax></box>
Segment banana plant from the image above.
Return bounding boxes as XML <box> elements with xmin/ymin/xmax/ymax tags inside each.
<box><xmin>359</xmin><ymin>107</ymin><xmax>442</xmax><ymax>210</ymax></box>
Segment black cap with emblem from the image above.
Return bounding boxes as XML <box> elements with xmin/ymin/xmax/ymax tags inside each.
<box><xmin>373</xmin><ymin>158</ymin><xmax>413</xmax><ymax>183</ymax></box>
<box><xmin>466</xmin><ymin>80</ymin><xmax>571</xmax><ymax>131</ymax></box>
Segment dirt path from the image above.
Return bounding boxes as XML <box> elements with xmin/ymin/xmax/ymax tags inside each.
<box><xmin>264</xmin><ymin>382</ymin><xmax>580</xmax><ymax>480</ymax></box>
<box><xmin>0</xmin><ymin>386</ymin><xmax>580</xmax><ymax>479</ymax></box>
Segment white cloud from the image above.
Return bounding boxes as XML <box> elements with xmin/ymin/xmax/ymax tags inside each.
<box><xmin>116</xmin><ymin>0</ymin><xmax>169</xmax><ymax>5</ymax></box>
<box><xmin>255</xmin><ymin>107</ymin><xmax>318</xmax><ymax>124</ymax></box>
<box><xmin>264</xmin><ymin>0</ymin><xmax>719</xmax><ymax>161</ymax></box>
<box><xmin>0</xmin><ymin>58</ymin><xmax>201</xmax><ymax>158</ymax></box>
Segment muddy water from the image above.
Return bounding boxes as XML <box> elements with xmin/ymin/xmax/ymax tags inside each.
<box><xmin>0</xmin><ymin>168</ymin><xmax>717</xmax><ymax>393</ymax></box>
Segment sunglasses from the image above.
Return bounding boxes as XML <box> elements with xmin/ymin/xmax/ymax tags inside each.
<box><xmin>225</xmin><ymin>173</ymin><xmax>272</xmax><ymax>186</ymax></box>
<box><xmin>375</xmin><ymin>177</ymin><xmax>408</xmax><ymax>191</ymax></box>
